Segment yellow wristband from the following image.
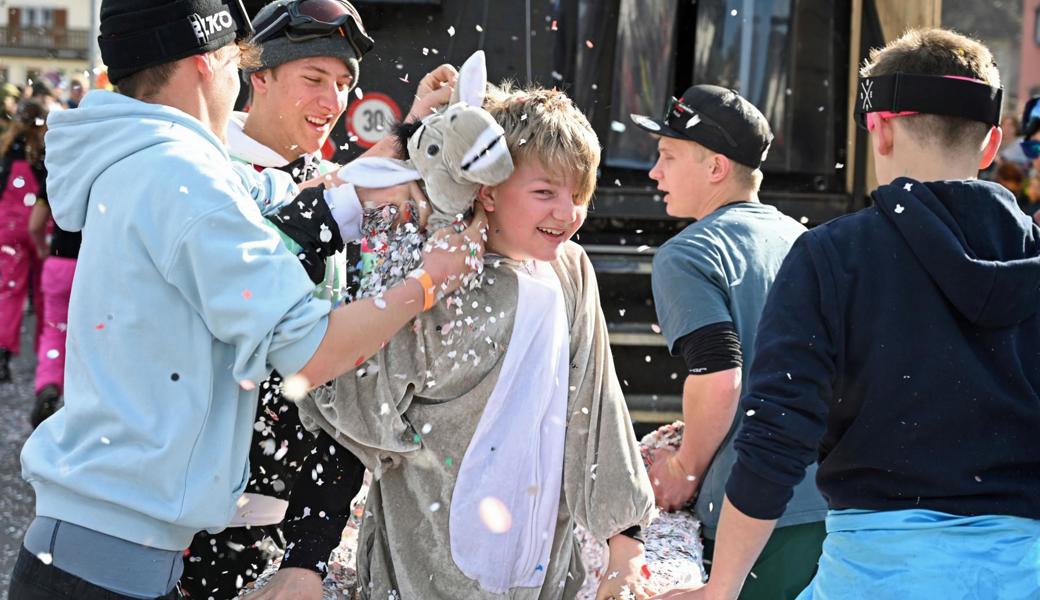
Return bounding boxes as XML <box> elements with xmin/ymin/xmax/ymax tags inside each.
<box><xmin>408</xmin><ymin>269</ymin><xmax>436</xmax><ymax>311</ymax></box>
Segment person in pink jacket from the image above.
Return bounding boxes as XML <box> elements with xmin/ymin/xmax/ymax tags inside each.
<box><xmin>0</xmin><ymin>99</ymin><xmax>47</xmax><ymax>385</ymax></box>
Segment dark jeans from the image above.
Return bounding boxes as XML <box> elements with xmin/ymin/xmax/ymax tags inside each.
<box><xmin>8</xmin><ymin>547</ymin><xmax>182</xmax><ymax>600</ymax></box>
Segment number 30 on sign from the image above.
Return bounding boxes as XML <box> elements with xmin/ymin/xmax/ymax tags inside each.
<box><xmin>346</xmin><ymin>92</ymin><xmax>403</xmax><ymax>149</ymax></box>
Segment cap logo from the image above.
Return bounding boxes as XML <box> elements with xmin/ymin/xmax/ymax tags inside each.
<box><xmin>859</xmin><ymin>79</ymin><xmax>874</xmax><ymax>112</ymax></box>
<box><xmin>190</xmin><ymin>10</ymin><xmax>235</xmax><ymax>44</ymax></box>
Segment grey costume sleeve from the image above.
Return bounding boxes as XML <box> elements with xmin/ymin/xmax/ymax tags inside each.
<box><xmin>557</xmin><ymin>246</ymin><xmax>656</xmax><ymax>539</ymax></box>
<box><xmin>295</xmin><ymin>318</ymin><xmax>429</xmax><ymax>477</ymax></box>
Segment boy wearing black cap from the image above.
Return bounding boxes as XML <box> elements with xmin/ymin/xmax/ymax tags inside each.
<box><xmin>652</xmin><ymin>28</ymin><xmax>1040</xmax><ymax>600</ymax></box>
<box><xmin>9</xmin><ymin>1</ymin><xmax>485</xmax><ymax>599</ymax></box>
<box><xmin>631</xmin><ymin>85</ymin><xmax>827</xmax><ymax>599</ymax></box>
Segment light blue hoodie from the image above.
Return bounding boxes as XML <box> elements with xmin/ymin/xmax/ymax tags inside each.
<box><xmin>20</xmin><ymin>91</ymin><xmax>331</xmax><ymax>551</ymax></box>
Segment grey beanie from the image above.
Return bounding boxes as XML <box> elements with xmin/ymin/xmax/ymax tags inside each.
<box><xmin>247</xmin><ymin>0</ymin><xmax>361</xmax><ymax>85</ymax></box>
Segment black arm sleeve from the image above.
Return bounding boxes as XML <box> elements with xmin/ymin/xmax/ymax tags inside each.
<box><xmin>675</xmin><ymin>321</ymin><xmax>743</xmax><ymax>376</ymax></box>
<box><xmin>618</xmin><ymin>525</ymin><xmax>644</xmax><ymax>543</ymax></box>
<box><xmin>280</xmin><ymin>431</ymin><xmax>366</xmax><ymax>576</ymax></box>
<box><xmin>266</xmin><ymin>185</ymin><xmax>345</xmax><ymax>285</ymax></box>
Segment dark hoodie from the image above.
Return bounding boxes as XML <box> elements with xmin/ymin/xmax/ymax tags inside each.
<box><xmin>726</xmin><ymin>178</ymin><xmax>1040</xmax><ymax>521</ymax></box>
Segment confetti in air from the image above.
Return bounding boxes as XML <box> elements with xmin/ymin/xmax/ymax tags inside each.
<box><xmin>282</xmin><ymin>374</ymin><xmax>310</xmax><ymax>401</ymax></box>
<box><xmin>447</xmin><ymin>26</ymin><xmax>456</xmax><ymax>37</ymax></box>
<box><xmin>478</xmin><ymin>496</ymin><xmax>513</xmax><ymax>533</ymax></box>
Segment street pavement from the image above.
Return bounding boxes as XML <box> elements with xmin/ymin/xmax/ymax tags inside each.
<box><xmin>0</xmin><ymin>315</ymin><xmax>40</xmax><ymax>600</ymax></box>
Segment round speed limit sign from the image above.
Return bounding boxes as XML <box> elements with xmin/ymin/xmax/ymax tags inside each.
<box><xmin>346</xmin><ymin>92</ymin><xmax>402</xmax><ymax>148</ymax></box>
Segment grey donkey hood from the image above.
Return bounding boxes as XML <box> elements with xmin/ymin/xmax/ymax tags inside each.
<box><xmin>43</xmin><ymin>89</ymin><xmax>229</xmax><ymax>231</ymax></box>
<box><xmin>874</xmin><ymin>177</ymin><xmax>1040</xmax><ymax>328</ymax></box>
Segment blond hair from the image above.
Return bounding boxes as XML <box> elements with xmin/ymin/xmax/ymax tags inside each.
<box><xmin>483</xmin><ymin>82</ymin><xmax>601</xmax><ymax>204</ymax></box>
<box><xmin>860</xmin><ymin>28</ymin><xmax>1000</xmax><ymax>152</ymax></box>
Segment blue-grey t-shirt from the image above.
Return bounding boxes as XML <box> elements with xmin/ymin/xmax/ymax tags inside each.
<box><xmin>651</xmin><ymin>201</ymin><xmax>826</xmax><ymax>537</ymax></box>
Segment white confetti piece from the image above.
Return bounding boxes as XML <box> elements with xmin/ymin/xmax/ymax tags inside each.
<box><xmin>685</xmin><ymin>115</ymin><xmax>701</xmax><ymax>129</ymax></box>
<box><xmin>610</xmin><ymin>120</ymin><xmax>627</xmax><ymax>133</ymax></box>
<box><xmin>179</xmin><ymin>186</ymin><xmax>189</xmax><ymax>194</ymax></box>
<box><xmin>430</xmin><ymin>501</ymin><xmax>442</xmax><ymax>512</ymax></box>
<box><xmin>895</xmin><ymin>204</ymin><xmax>905</xmax><ymax>214</ymax></box>
<box><xmin>903</xmin><ymin>182</ymin><xmax>913</xmax><ymax>192</ymax></box>
<box><xmin>478</xmin><ymin>496</ymin><xmax>512</xmax><ymax>533</ymax></box>
<box><xmin>45</xmin><ymin>349</ymin><xmax>60</xmax><ymax>359</ymax></box>
<box><xmin>22</xmin><ymin>192</ymin><xmax>37</xmax><ymax>207</ymax></box>
<box><xmin>12</xmin><ymin>176</ymin><xmax>24</xmax><ymax>188</ymax></box>
<box><xmin>447</xmin><ymin>26</ymin><xmax>456</xmax><ymax>36</ymax></box>
<box><xmin>100</xmin><ymin>436</ymin><xmax>111</xmax><ymax>445</ymax></box>
<box><xmin>319</xmin><ymin>224</ymin><xmax>332</xmax><ymax>242</ymax></box>
<box><xmin>282</xmin><ymin>374</ymin><xmax>310</xmax><ymax>401</ymax></box>
<box><xmin>36</xmin><ymin>552</ymin><xmax>52</xmax><ymax>565</ymax></box>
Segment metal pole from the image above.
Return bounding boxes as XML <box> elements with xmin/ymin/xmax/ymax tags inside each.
<box><xmin>88</xmin><ymin>0</ymin><xmax>99</xmax><ymax>86</ymax></box>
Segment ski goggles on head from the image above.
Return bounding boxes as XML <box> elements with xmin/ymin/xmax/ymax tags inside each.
<box><xmin>856</xmin><ymin>73</ymin><xmax>1003</xmax><ymax>131</ymax></box>
<box><xmin>251</xmin><ymin>0</ymin><xmax>374</xmax><ymax>60</ymax></box>
<box><xmin>1021</xmin><ymin>140</ymin><xmax>1040</xmax><ymax>160</ymax></box>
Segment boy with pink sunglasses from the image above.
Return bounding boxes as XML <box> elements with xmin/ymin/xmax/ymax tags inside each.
<box><xmin>653</xmin><ymin>27</ymin><xmax>1040</xmax><ymax>600</ymax></box>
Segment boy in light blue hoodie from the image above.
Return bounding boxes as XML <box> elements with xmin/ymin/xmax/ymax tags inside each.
<box><xmin>9</xmin><ymin>1</ymin><xmax>482</xmax><ymax>599</ymax></box>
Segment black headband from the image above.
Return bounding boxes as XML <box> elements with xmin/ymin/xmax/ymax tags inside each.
<box><xmin>100</xmin><ymin>0</ymin><xmax>252</xmax><ymax>83</ymax></box>
<box><xmin>855</xmin><ymin>73</ymin><xmax>1003</xmax><ymax>128</ymax></box>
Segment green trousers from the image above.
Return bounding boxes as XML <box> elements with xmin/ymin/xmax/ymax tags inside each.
<box><xmin>702</xmin><ymin>521</ymin><xmax>826</xmax><ymax>600</ymax></box>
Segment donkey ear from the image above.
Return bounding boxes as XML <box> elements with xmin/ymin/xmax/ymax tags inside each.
<box><xmin>452</xmin><ymin>50</ymin><xmax>488</xmax><ymax>107</ymax></box>
<box><xmin>337</xmin><ymin>157</ymin><xmax>420</xmax><ymax>188</ymax></box>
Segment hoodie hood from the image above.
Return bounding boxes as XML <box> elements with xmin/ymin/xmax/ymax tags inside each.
<box><xmin>43</xmin><ymin>90</ymin><xmax>228</xmax><ymax>232</ymax></box>
<box><xmin>874</xmin><ymin>178</ymin><xmax>1040</xmax><ymax>328</ymax></box>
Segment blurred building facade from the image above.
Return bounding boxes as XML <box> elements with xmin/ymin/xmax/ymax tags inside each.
<box><xmin>0</xmin><ymin>0</ymin><xmax>98</xmax><ymax>87</ymax></box>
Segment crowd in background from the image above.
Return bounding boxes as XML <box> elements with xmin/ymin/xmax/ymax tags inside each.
<box><xmin>986</xmin><ymin>97</ymin><xmax>1040</xmax><ymax>218</ymax></box>
<box><xmin>0</xmin><ymin>75</ymin><xmax>85</xmax><ymax>427</ymax></box>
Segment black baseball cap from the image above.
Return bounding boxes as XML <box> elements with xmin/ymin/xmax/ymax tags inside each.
<box><xmin>631</xmin><ymin>84</ymin><xmax>773</xmax><ymax>169</ymax></box>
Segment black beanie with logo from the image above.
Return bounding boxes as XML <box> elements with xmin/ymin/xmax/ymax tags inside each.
<box><xmin>99</xmin><ymin>0</ymin><xmax>252</xmax><ymax>84</ymax></box>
